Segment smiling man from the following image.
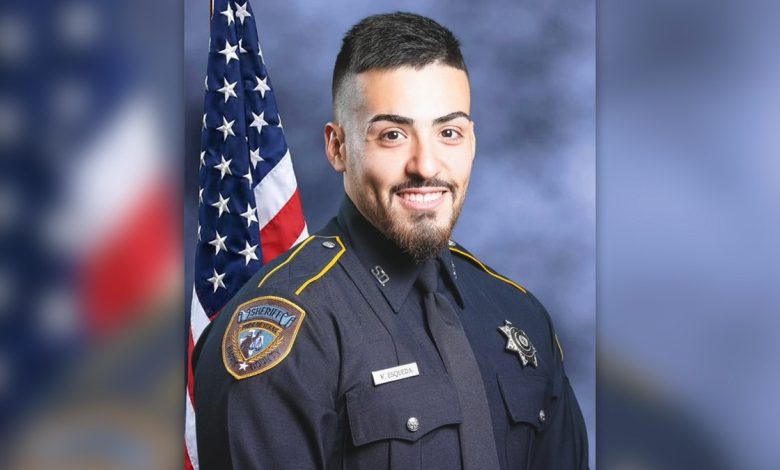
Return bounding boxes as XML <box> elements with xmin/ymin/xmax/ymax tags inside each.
<box><xmin>194</xmin><ymin>12</ymin><xmax>588</xmax><ymax>469</ymax></box>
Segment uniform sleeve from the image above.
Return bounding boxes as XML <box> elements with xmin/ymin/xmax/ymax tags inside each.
<box><xmin>529</xmin><ymin>294</ymin><xmax>590</xmax><ymax>470</ymax></box>
<box><xmin>222</xmin><ymin>299</ymin><xmax>343</xmax><ymax>469</ymax></box>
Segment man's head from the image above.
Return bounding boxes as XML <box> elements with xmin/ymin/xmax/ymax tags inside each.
<box><xmin>324</xmin><ymin>12</ymin><xmax>475</xmax><ymax>262</ymax></box>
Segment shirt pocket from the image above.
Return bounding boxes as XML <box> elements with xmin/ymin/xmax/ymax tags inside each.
<box><xmin>497</xmin><ymin>371</ymin><xmax>552</xmax><ymax>469</ymax></box>
<box><xmin>345</xmin><ymin>374</ymin><xmax>463</xmax><ymax>470</ymax></box>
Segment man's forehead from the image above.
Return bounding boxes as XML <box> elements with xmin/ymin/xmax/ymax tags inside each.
<box><xmin>350</xmin><ymin>64</ymin><xmax>471</xmax><ymax>121</ymax></box>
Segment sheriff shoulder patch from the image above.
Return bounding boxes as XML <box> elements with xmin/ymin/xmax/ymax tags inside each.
<box><xmin>222</xmin><ymin>295</ymin><xmax>306</xmax><ymax>380</ymax></box>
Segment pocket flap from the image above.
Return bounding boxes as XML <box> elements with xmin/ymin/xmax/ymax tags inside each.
<box><xmin>346</xmin><ymin>375</ymin><xmax>462</xmax><ymax>446</ymax></box>
<box><xmin>497</xmin><ymin>372</ymin><xmax>551</xmax><ymax>432</ymax></box>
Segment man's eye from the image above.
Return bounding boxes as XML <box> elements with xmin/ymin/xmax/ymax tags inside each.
<box><xmin>441</xmin><ymin>128</ymin><xmax>463</xmax><ymax>139</ymax></box>
<box><xmin>382</xmin><ymin>130</ymin><xmax>402</xmax><ymax>141</ymax></box>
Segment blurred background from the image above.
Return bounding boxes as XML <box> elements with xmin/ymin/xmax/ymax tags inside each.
<box><xmin>599</xmin><ymin>0</ymin><xmax>780</xmax><ymax>468</ymax></box>
<box><xmin>0</xmin><ymin>0</ymin><xmax>183</xmax><ymax>467</ymax></box>
<box><xmin>185</xmin><ymin>0</ymin><xmax>596</xmax><ymax>467</ymax></box>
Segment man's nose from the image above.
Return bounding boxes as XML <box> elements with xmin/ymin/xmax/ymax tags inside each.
<box><xmin>406</xmin><ymin>135</ymin><xmax>439</xmax><ymax>180</ymax></box>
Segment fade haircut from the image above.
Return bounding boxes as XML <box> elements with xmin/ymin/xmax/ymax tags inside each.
<box><xmin>332</xmin><ymin>12</ymin><xmax>468</xmax><ymax>122</ymax></box>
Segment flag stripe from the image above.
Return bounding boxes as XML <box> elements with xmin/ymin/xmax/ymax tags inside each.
<box><xmin>185</xmin><ymin>445</ymin><xmax>195</xmax><ymax>470</ymax></box>
<box><xmin>185</xmin><ymin>389</ymin><xmax>200</xmax><ymax>469</ymax></box>
<box><xmin>82</xmin><ymin>182</ymin><xmax>178</xmax><ymax>335</ymax></box>
<box><xmin>253</xmin><ymin>149</ymin><xmax>298</xmax><ymax>231</ymax></box>
<box><xmin>185</xmin><ymin>331</ymin><xmax>199</xmax><ymax>468</ymax></box>
<box><xmin>190</xmin><ymin>287</ymin><xmax>211</xmax><ymax>343</ymax></box>
<box><xmin>294</xmin><ymin>223</ymin><xmax>310</xmax><ymax>246</ymax></box>
<box><xmin>260</xmin><ymin>189</ymin><xmax>306</xmax><ymax>262</ymax></box>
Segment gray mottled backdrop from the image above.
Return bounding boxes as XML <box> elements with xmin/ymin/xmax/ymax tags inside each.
<box><xmin>185</xmin><ymin>1</ymin><xmax>594</xmax><ymax>466</ymax></box>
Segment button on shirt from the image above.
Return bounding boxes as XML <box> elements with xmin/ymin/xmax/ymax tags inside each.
<box><xmin>193</xmin><ymin>197</ymin><xmax>589</xmax><ymax>469</ymax></box>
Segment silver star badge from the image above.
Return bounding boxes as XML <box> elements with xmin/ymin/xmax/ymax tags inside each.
<box><xmin>498</xmin><ymin>320</ymin><xmax>538</xmax><ymax>367</ymax></box>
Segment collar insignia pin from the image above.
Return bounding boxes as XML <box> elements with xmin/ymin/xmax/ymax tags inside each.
<box><xmin>371</xmin><ymin>265</ymin><xmax>390</xmax><ymax>286</ymax></box>
<box><xmin>498</xmin><ymin>320</ymin><xmax>538</xmax><ymax>368</ymax></box>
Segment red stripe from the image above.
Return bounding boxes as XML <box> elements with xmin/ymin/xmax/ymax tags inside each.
<box><xmin>184</xmin><ymin>445</ymin><xmax>194</xmax><ymax>470</ymax></box>
<box><xmin>260</xmin><ymin>189</ymin><xmax>305</xmax><ymax>263</ymax></box>
<box><xmin>187</xmin><ymin>330</ymin><xmax>196</xmax><ymax>400</ymax></box>
<box><xmin>81</xmin><ymin>183</ymin><xmax>180</xmax><ymax>337</ymax></box>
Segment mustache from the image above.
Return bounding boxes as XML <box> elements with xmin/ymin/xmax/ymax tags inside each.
<box><xmin>391</xmin><ymin>178</ymin><xmax>456</xmax><ymax>194</ymax></box>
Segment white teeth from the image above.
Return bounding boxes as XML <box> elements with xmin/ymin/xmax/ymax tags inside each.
<box><xmin>401</xmin><ymin>192</ymin><xmax>443</xmax><ymax>203</ymax></box>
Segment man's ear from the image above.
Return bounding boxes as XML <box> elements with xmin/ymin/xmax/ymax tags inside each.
<box><xmin>324</xmin><ymin>122</ymin><xmax>347</xmax><ymax>173</ymax></box>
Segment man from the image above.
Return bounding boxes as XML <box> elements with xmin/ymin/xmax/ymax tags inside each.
<box><xmin>194</xmin><ymin>12</ymin><xmax>588</xmax><ymax>469</ymax></box>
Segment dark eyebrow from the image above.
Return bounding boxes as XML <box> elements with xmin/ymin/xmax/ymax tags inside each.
<box><xmin>367</xmin><ymin>111</ymin><xmax>472</xmax><ymax>127</ymax></box>
<box><xmin>368</xmin><ymin>114</ymin><xmax>414</xmax><ymax>125</ymax></box>
<box><xmin>433</xmin><ymin>111</ymin><xmax>471</xmax><ymax>125</ymax></box>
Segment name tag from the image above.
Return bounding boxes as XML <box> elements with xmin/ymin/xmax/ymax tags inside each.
<box><xmin>372</xmin><ymin>362</ymin><xmax>419</xmax><ymax>386</ymax></box>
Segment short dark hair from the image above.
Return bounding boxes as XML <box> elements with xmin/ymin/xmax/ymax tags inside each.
<box><xmin>332</xmin><ymin>12</ymin><xmax>467</xmax><ymax>110</ymax></box>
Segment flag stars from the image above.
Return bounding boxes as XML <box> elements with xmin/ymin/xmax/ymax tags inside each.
<box><xmin>249</xmin><ymin>148</ymin><xmax>264</xmax><ymax>169</ymax></box>
<box><xmin>202</xmin><ymin>113</ymin><xmax>207</xmax><ymax>130</ymax></box>
<box><xmin>242</xmin><ymin>169</ymin><xmax>253</xmax><ymax>185</ymax></box>
<box><xmin>253</xmin><ymin>76</ymin><xmax>270</xmax><ymax>98</ymax></box>
<box><xmin>199</xmin><ymin>151</ymin><xmax>205</xmax><ymax>168</ymax></box>
<box><xmin>257</xmin><ymin>41</ymin><xmax>263</xmax><ymax>59</ymax></box>
<box><xmin>240</xmin><ymin>204</ymin><xmax>258</xmax><ymax>226</ymax></box>
<box><xmin>238</xmin><ymin>38</ymin><xmax>247</xmax><ymax>53</ymax></box>
<box><xmin>197</xmin><ymin>224</ymin><xmax>201</xmax><ymax>241</ymax></box>
<box><xmin>211</xmin><ymin>193</ymin><xmax>231</xmax><ymax>218</ymax></box>
<box><xmin>217</xmin><ymin>78</ymin><xmax>237</xmax><ymax>103</ymax></box>
<box><xmin>220</xmin><ymin>2</ymin><xmax>235</xmax><ymax>26</ymax></box>
<box><xmin>217</xmin><ymin>116</ymin><xmax>235</xmax><ymax>141</ymax></box>
<box><xmin>250</xmin><ymin>111</ymin><xmax>268</xmax><ymax>134</ymax></box>
<box><xmin>214</xmin><ymin>154</ymin><xmax>233</xmax><ymax>180</ymax></box>
<box><xmin>198</xmin><ymin>187</ymin><xmax>204</xmax><ymax>204</ymax></box>
<box><xmin>238</xmin><ymin>241</ymin><xmax>259</xmax><ymax>265</ymax></box>
<box><xmin>207</xmin><ymin>269</ymin><xmax>226</xmax><ymax>292</ymax></box>
<box><xmin>204</xmin><ymin>75</ymin><xmax>208</xmax><ymax>91</ymax></box>
<box><xmin>219</xmin><ymin>40</ymin><xmax>239</xmax><ymax>64</ymax></box>
<box><xmin>235</xmin><ymin>2</ymin><xmax>252</xmax><ymax>24</ymax></box>
<box><xmin>208</xmin><ymin>231</ymin><xmax>228</xmax><ymax>255</ymax></box>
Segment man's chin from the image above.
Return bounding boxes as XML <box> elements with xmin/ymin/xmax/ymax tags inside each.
<box><xmin>389</xmin><ymin>217</ymin><xmax>452</xmax><ymax>263</ymax></box>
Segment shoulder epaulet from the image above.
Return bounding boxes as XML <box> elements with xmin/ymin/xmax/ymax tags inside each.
<box><xmin>256</xmin><ymin>235</ymin><xmax>346</xmax><ymax>296</ymax></box>
<box><xmin>447</xmin><ymin>239</ymin><xmax>528</xmax><ymax>295</ymax></box>
<box><xmin>449</xmin><ymin>240</ymin><xmax>566</xmax><ymax>361</ymax></box>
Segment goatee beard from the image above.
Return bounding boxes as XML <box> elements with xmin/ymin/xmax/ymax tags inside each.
<box><xmin>386</xmin><ymin>211</ymin><xmax>451</xmax><ymax>263</ymax></box>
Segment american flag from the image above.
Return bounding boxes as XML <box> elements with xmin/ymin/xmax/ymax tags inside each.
<box><xmin>185</xmin><ymin>1</ymin><xmax>308</xmax><ymax>468</ymax></box>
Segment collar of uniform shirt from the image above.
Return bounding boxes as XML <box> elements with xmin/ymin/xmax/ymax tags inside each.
<box><xmin>336</xmin><ymin>196</ymin><xmax>465</xmax><ymax>312</ymax></box>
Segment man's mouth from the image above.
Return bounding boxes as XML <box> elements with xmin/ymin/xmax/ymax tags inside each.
<box><xmin>395</xmin><ymin>188</ymin><xmax>448</xmax><ymax>210</ymax></box>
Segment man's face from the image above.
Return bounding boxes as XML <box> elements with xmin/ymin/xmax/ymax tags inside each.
<box><xmin>329</xmin><ymin>64</ymin><xmax>475</xmax><ymax>261</ymax></box>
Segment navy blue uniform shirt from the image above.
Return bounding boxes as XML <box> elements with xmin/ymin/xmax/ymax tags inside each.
<box><xmin>194</xmin><ymin>197</ymin><xmax>589</xmax><ymax>469</ymax></box>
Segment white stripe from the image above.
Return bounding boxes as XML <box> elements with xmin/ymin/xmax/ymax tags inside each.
<box><xmin>294</xmin><ymin>223</ymin><xmax>309</xmax><ymax>245</ymax></box>
<box><xmin>185</xmin><ymin>391</ymin><xmax>200</xmax><ymax>469</ymax></box>
<box><xmin>190</xmin><ymin>286</ymin><xmax>211</xmax><ymax>343</ymax></box>
<box><xmin>253</xmin><ymin>150</ymin><xmax>298</xmax><ymax>230</ymax></box>
<box><xmin>59</xmin><ymin>96</ymin><xmax>164</xmax><ymax>255</ymax></box>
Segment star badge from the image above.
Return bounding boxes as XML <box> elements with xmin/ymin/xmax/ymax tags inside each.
<box><xmin>498</xmin><ymin>320</ymin><xmax>538</xmax><ymax>368</ymax></box>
